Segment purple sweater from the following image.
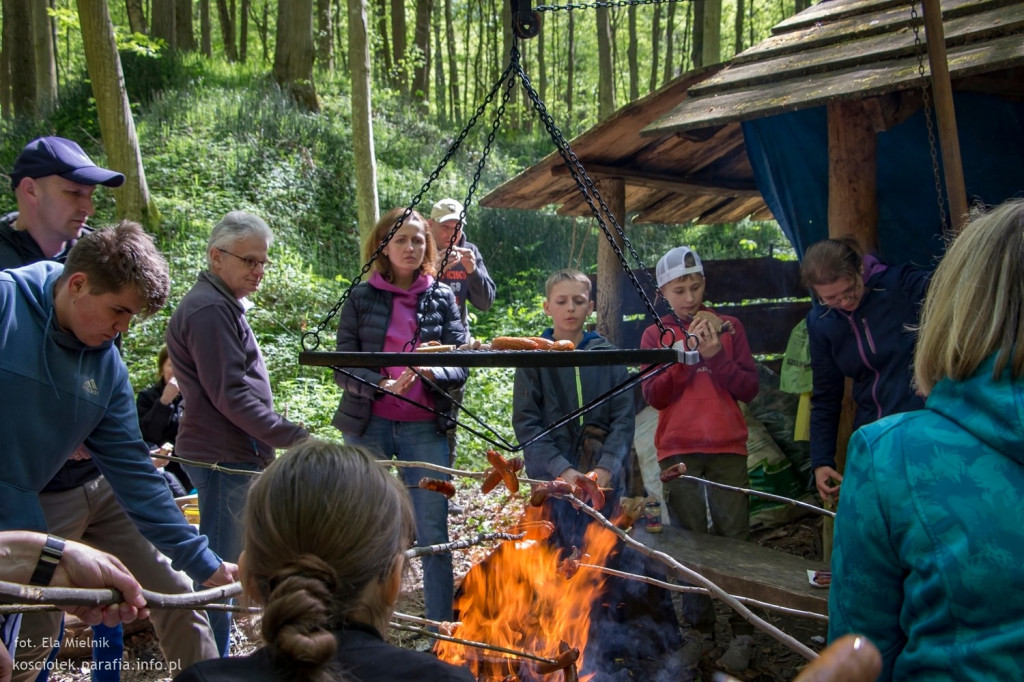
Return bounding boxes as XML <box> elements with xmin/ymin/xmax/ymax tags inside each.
<box><xmin>166</xmin><ymin>271</ymin><xmax>307</xmax><ymax>466</ymax></box>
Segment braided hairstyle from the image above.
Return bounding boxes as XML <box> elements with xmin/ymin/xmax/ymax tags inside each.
<box><xmin>242</xmin><ymin>439</ymin><xmax>415</xmax><ymax>681</ymax></box>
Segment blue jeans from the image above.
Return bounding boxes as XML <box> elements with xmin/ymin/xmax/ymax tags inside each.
<box><xmin>184</xmin><ymin>461</ymin><xmax>261</xmax><ymax>657</ymax></box>
<box><xmin>345</xmin><ymin>416</ymin><xmax>453</xmax><ymax>623</ymax></box>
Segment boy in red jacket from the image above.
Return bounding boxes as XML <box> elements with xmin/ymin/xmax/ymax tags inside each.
<box><xmin>640</xmin><ymin>245</ymin><xmax>759</xmax><ymax>673</ymax></box>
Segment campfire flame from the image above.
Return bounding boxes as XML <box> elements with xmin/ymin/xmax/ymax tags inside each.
<box><xmin>436</xmin><ymin>504</ymin><xmax>621</xmax><ymax>681</ymax></box>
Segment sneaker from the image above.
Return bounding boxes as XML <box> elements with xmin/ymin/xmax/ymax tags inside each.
<box><xmin>448</xmin><ymin>501</ymin><xmax>465</xmax><ymax>515</ymax></box>
<box><xmin>715</xmin><ymin>634</ymin><xmax>754</xmax><ymax>674</ymax></box>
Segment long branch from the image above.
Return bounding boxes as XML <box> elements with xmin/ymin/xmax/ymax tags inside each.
<box><xmin>0</xmin><ymin>580</ymin><xmax>244</xmax><ymax>610</ymax></box>
<box><xmin>551</xmin><ymin>493</ymin><xmax>818</xmax><ymax>660</ymax></box>
<box><xmin>577</xmin><ymin>563</ymin><xmax>828</xmax><ymax>622</ymax></box>
<box><xmin>405</xmin><ymin>531</ymin><xmax>525</xmax><ymax>558</ymax></box>
<box><xmin>390</xmin><ymin>622</ymin><xmax>559</xmax><ymax>666</ymax></box>
<box><xmin>679</xmin><ymin>475</ymin><xmax>833</xmax><ymax>518</ymax></box>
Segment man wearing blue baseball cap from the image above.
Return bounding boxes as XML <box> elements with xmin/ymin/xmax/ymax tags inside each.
<box><xmin>1</xmin><ymin>136</ymin><xmax>125</xmax><ymax>268</ymax></box>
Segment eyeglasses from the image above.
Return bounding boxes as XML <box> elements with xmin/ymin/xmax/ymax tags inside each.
<box><xmin>218</xmin><ymin>248</ymin><xmax>271</xmax><ymax>271</ymax></box>
<box><xmin>817</xmin><ymin>279</ymin><xmax>861</xmax><ymax>307</ymax></box>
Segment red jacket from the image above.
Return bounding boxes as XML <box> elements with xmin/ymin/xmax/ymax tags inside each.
<box><xmin>640</xmin><ymin>308</ymin><xmax>758</xmax><ymax>460</ymax></box>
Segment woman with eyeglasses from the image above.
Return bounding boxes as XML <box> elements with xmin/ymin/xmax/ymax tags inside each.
<box><xmin>799</xmin><ymin>237</ymin><xmax>930</xmax><ymax>502</ymax></box>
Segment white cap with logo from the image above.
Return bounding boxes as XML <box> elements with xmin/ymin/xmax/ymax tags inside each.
<box><xmin>655</xmin><ymin>246</ymin><xmax>704</xmax><ymax>288</ymax></box>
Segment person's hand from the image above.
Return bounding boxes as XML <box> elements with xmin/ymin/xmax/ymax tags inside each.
<box><xmin>590</xmin><ymin>467</ymin><xmax>612</xmax><ymax>490</ymax></box>
<box><xmin>151</xmin><ymin>443</ymin><xmax>173</xmax><ymax>468</ymax></box>
<box><xmin>201</xmin><ymin>561</ymin><xmax>239</xmax><ymax>588</ymax></box>
<box><xmin>691</xmin><ymin>317</ymin><xmax>723</xmax><ymax>359</ymax></box>
<box><xmin>814</xmin><ymin>466</ymin><xmax>843</xmax><ymax>503</ymax></box>
<box><xmin>160</xmin><ymin>376</ymin><xmax>180</xmax><ymax>405</ymax></box>
<box><xmin>69</xmin><ymin>444</ymin><xmax>92</xmax><ymax>462</ymax></box>
<box><xmin>1</xmin><ymin>638</ymin><xmax>11</xmax><ymax>682</ymax></box>
<box><xmin>793</xmin><ymin>634</ymin><xmax>881</xmax><ymax>682</ymax></box>
<box><xmin>454</xmin><ymin>246</ymin><xmax>477</xmax><ymax>274</ymax></box>
<box><xmin>558</xmin><ymin>467</ymin><xmax>584</xmax><ymax>485</ymax></box>
<box><xmin>53</xmin><ymin>540</ymin><xmax>149</xmax><ymax>627</ymax></box>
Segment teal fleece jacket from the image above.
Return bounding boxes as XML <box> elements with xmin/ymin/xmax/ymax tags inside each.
<box><xmin>829</xmin><ymin>354</ymin><xmax>1024</xmax><ymax>680</ymax></box>
<box><xmin>0</xmin><ymin>262</ymin><xmax>221</xmax><ymax>583</ymax></box>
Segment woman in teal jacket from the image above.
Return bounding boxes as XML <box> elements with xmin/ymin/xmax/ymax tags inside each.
<box><xmin>829</xmin><ymin>199</ymin><xmax>1024</xmax><ymax>680</ymax></box>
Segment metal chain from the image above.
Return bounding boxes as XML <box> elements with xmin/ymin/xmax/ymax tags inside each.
<box><xmin>909</xmin><ymin>0</ymin><xmax>949</xmax><ymax>234</ymax></box>
<box><xmin>536</xmin><ymin>0</ymin><xmax>683</xmax><ymax>12</ymax></box>
<box><xmin>302</xmin><ymin>60</ymin><xmax>520</xmax><ymax>352</ymax></box>
<box><xmin>511</xmin><ymin>39</ymin><xmax>695</xmax><ymax>349</ymax></box>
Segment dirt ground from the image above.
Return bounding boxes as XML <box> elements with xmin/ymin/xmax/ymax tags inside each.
<box><xmin>43</xmin><ymin>478</ymin><xmax>828</xmax><ymax>681</ymax></box>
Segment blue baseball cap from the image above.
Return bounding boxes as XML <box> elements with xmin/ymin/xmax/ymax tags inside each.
<box><xmin>10</xmin><ymin>136</ymin><xmax>125</xmax><ymax>191</ymax></box>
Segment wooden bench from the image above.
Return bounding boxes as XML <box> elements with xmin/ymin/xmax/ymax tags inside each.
<box><xmin>630</xmin><ymin>524</ymin><xmax>829</xmax><ymax>616</ymax></box>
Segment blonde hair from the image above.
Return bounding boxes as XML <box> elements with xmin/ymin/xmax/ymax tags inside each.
<box><xmin>800</xmin><ymin>237</ymin><xmax>863</xmax><ymax>289</ymax></box>
<box><xmin>914</xmin><ymin>200</ymin><xmax>1024</xmax><ymax>395</ymax></box>
<box><xmin>243</xmin><ymin>439</ymin><xmax>415</xmax><ymax>681</ymax></box>
<box><xmin>544</xmin><ymin>268</ymin><xmax>593</xmax><ymax>298</ymax></box>
<box><xmin>364</xmin><ymin>208</ymin><xmax>437</xmax><ymax>281</ymax></box>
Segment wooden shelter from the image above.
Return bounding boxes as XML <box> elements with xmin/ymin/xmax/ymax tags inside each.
<box><xmin>481</xmin><ymin>0</ymin><xmax>1024</xmax><ymax>350</ymax></box>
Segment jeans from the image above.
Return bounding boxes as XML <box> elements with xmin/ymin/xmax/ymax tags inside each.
<box><xmin>345</xmin><ymin>416</ymin><xmax>453</xmax><ymax>623</ymax></box>
<box><xmin>184</xmin><ymin>462</ymin><xmax>261</xmax><ymax>656</ymax></box>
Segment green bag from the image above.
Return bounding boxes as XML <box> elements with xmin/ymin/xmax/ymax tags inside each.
<box><xmin>779</xmin><ymin>319</ymin><xmax>813</xmax><ymax>395</ymax></box>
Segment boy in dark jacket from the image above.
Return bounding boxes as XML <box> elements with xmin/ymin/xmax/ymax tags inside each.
<box><xmin>513</xmin><ymin>269</ymin><xmax>682</xmax><ymax>676</ymax></box>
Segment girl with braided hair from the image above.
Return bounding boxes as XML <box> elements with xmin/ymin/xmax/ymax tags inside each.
<box><xmin>174</xmin><ymin>439</ymin><xmax>473</xmax><ymax>681</ymax></box>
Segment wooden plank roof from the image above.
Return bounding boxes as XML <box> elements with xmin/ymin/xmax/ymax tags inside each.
<box><xmin>647</xmin><ymin>0</ymin><xmax>1024</xmax><ymax>135</ymax></box>
<box><xmin>479</xmin><ymin>66</ymin><xmax>774</xmax><ymax>225</ymax></box>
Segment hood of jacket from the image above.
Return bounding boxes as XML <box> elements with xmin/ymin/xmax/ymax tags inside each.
<box><xmin>926</xmin><ymin>353</ymin><xmax>1024</xmax><ymax>466</ymax></box>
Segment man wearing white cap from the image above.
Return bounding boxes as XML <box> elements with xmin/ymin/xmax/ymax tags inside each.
<box><xmin>428</xmin><ymin>198</ymin><xmax>496</xmax><ymax>474</ymax></box>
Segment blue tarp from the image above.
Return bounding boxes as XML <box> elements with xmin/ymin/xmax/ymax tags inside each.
<box><xmin>742</xmin><ymin>92</ymin><xmax>1024</xmax><ymax>267</ymax></box>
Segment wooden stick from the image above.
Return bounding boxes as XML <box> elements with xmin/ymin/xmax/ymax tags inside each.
<box><xmin>390</xmin><ymin>622</ymin><xmax>560</xmax><ymax>666</ymax></box>
<box><xmin>577</xmin><ymin>563</ymin><xmax>828</xmax><ymax>622</ymax></box>
<box><xmin>0</xmin><ymin>580</ymin><xmax>244</xmax><ymax>611</ymax></box>
<box><xmin>405</xmin><ymin>531</ymin><xmax>525</xmax><ymax>558</ymax></box>
<box><xmin>678</xmin><ymin>475</ymin><xmax>834</xmax><ymax>518</ymax></box>
<box><xmin>552</xmin><ymin>493</ymin><xmax>819</xmax><ymax>661</ymax></box>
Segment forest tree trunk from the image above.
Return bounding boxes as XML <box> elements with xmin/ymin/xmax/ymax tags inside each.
<box><xmin>77</xmin><ymin>0</ymin><xmax>159</xmax><ymax>226</ymax></box>
<box><xmin>274</xmin><ymin>0</ymin><xmax>320</xmax><ymax>111</ymax></box>
<box><xmin>32</xmin><ymin>0</ymin><xmax>58</xmax><ymax>114</ymax></box>
<box><xmin>347</xmin><ymin>0</ymin><xmax>380</xmax><ymax>239</ymax></box>
<box><xmin>215</xmin><ymin>0</ymin><xmax>238</xmax><ymax>60</ymax></box>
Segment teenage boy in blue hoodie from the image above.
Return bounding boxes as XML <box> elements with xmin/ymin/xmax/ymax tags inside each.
<box><xmin>2</xmin><ymin>137</ymin><xmax>219</xmax><ymax>681</ymax></box>
<box><xmin>0</xmin><ymin>221</ymin><xmax>236</xmax><ymax>673</ymax></box>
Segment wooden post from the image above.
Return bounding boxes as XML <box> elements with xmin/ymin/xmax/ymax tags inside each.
<box><xmin>596</xmin><ymin>178</ymin><xmax>626</xmax><ymax>347</ymax></box>
<box><xmin>827</xmin><ymin>100</ymin><xmax>878</xmax><ymax>252</ymax></box>
<box><xmin>921</xmin><ymin>0</ymin><xmax>968</xmax><ymax>234</ymax></box>
<box><xmin>824</xmin><ymin>100</ymin><xmax>879</xmax><ymax>563</ymax></box>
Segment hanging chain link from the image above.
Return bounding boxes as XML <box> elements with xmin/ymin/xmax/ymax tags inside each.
<box><xmin>536</xmin><ymin>0</ymin><xmax>682</xmax><ymax>13</ymax></box>
<box><xmin>511</xmin><ymin>40</ymin><xmax>694</xmax><ymax>348</ymax></box>
<box><xmin>909</xmin><ymin>0</ymin><xmax>949</xmax><ymax>235</ymax></box>
<box><xmin>301</xmin><ymin>60</ymin><xmax>520</xmax><ymax>351</ymax></box>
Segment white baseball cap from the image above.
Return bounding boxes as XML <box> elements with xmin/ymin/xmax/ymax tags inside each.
<box><xmin>430</xmin><ymin>198</ymin><xmax>465</xmax><ymax>224</ymax></box>
<box><xmin>656</xmin><ymin>246</ymin><xmax>704</xmax><ymax>288</ymax></box>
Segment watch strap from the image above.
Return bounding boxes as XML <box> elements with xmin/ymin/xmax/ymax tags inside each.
<box><xmin>29</xmin><ymin>535</ymin><xmax>66</xmax><ymax>586</ymax></box>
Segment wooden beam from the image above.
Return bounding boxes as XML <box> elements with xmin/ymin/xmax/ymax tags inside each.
<box><xmin>827</xmin><ymin>99</ymin><xmax>879</xmax><ymax>250</ymax></box>
<box><xmin>922</xmin><ymin>0</ymin><xmax>969</xmax><ymax>233</ymax></box>
<box><xmin>596</xmin><ymin>178</ymin><xmax>626</xmax><ymax>347</ymax></box>
<box><xmin>552</xmin><ymin>163</ymin><xmax>761</xmax><ymax>198</ymax></box>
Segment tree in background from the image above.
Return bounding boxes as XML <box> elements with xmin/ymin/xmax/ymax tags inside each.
<box><xmin>274</xmin><ymin>0</ymin><xmax>319</xmax><ymax>111</ymax></box>
<box><xmin>348</xmin><ymin>0</ymin><xmax>379</xmax><ymax>237</ymax></box>
<box><xmin>411</xmin><ymin>0</ymin><xmax>432</xmax><ymax>102</ymax></box>
<box><xmin>596</xmin><ymin>5</ymin><xmax>613</xmax><ymax>119</ymax></box>
<box><xmin>5</xmin><ymin>0</ymin><xmax>35</xmax><ymax>118</ymax></box>
<box><xmin>216</xmin><ymin>0</ymin><xmax>238</xmax><ymax>61</ymax></box>
<box><xmin>77</xmin><ymin>0</ymin><xmax>159</xmax><ymax>225</ymax></box>
<box><xmin>126</xmin><ymin>0</ymin><xmax>148</xmax><ymax>34</ymax></box>
<box><xmin>32</xmin><ymin>0</ymin><xmax>58</xmax><ymax>115</ymax></box>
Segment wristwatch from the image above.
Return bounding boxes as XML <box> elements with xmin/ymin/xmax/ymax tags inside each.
<box><xmin>29</xmin><ymin>535</ymin><xmax>66</xmax><ymax>586</ymax></box>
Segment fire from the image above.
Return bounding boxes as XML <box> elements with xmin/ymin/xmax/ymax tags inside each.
<box><xmin>436</xmin><ymin>504</ymin><xmax>622</xmax><ymax>681</ymax></box>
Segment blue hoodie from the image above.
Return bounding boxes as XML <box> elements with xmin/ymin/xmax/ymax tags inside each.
<box><xmin>829</xmin><ymin>354</ymin><xmax>1024</xmax><ymax>679</ymax></box>
<box><xmin>0</xmin><ymin>262</ymin><xmax>221</xmax><ymax>582</ymax></box>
